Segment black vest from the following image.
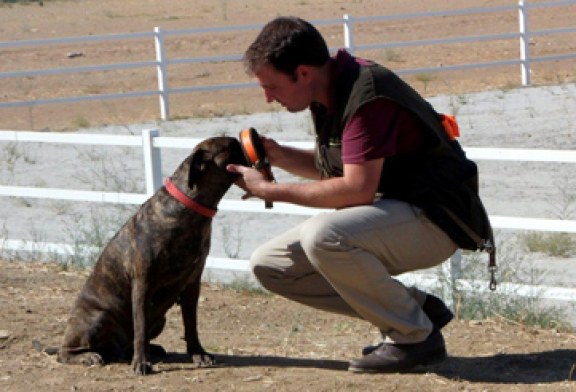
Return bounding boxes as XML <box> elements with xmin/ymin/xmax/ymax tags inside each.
<box><xmin>313</xmin><ymin>59</ymin><xmax>494</xmax><ymax>252</ymax></box>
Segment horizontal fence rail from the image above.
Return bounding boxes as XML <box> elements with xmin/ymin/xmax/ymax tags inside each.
<box><xmin>0</xmin><ymin>129</ymin><xmax>575</xmax><ymax>305</ymax></box>
<box><xmin>1</xmin><ymin>1</ymin><xmax>575</xmax><ymax>120</ymax></box>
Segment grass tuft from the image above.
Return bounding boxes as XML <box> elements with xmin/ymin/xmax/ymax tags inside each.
<box><xmin>521</xmin><ymin>232</ymin><xmax>576</xmax><ymax>258</ymax></box>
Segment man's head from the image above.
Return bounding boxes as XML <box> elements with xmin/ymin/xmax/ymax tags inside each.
<box><xmin>244</xmin><ymin>16</ymin><xmax>330</xmax><ymax>77</ymax></box>
<box><xmin>243</xmin><ymin>17</ymin><xmax>331</xmax><ymax>112</ymax></box>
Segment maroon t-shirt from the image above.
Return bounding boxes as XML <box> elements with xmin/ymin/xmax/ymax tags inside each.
<box><xmin>342</xmin><ymin>98</ymin><xmax>427</xmax><ymax>164</ymax></box>
<box><xmin>327</xmin><ymin>50</ymin><xmax>427</xmax><ymax>165</ymax></box>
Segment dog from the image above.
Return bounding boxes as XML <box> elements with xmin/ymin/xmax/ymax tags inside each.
<box><xmin>56</xmin><ymin>136</ymin><xmax>247</xmax><ymax>375</ymax></box>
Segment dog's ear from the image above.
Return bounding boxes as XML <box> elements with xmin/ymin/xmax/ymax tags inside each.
<box><xmin>188</xmin><ymin>149</ymin><xmax>206</xmax><ymax>188</ymax></box>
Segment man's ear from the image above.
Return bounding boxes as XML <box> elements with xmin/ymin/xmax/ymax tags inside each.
<box><xmin>295</xmin><ymin>64</ymin><xmax>310</xmax><ymax>81</ymax></box>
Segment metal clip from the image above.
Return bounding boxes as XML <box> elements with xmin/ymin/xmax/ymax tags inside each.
<box><xmin>487</xmin><ymin>246</ymin><xmax>497</xmax><ymax>291</ymax></box>
<box><xmin>482</xmin><ymin>239</ymin><xmax>495</xmax><ymax>253</ymax></box>
<box><xmin>489</xmin><ymin>265</ymin><xmax>497</xmax><ymax>291</ymax></box>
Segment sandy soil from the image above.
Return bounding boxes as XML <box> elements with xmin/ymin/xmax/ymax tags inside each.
<box><xmin>0</xmin><ymin>0</ymin><xmax>575</xmax><ymax>131</ymax></box>
<box><xmin>1</xmin><ymin>260</ymin><xmax>575</xmax><ymax>392</ymax></box>
<box><xmin>1</xmin><ymin>1</ymin><xmax>576</xmax><ymax>391</ymax></box>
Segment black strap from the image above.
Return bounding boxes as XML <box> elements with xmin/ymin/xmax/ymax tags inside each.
<box><xmin>441</xmin><ymin>206</ymin><xmax>497</xmax><ymax>291</ymax></box>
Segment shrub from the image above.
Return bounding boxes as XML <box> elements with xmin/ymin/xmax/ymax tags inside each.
<box><xmin>521</xmin><ymin>232</ymin><xmax>576</xmax><ymax>258</ymax></box>
<box><xmin>433</xmin><ymin>245</ymin><xmax>574</xmax><ymax>332</ymax></box>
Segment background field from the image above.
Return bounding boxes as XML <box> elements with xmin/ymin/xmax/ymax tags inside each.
<box><xmin>1</xmin><ymin>0</ymin><xmax>575</xmax><ymax>130</ymax></box>
<box><xmin>1</xmin><ymin>1</ymin><xmax>576</xmax><ymax>391</ymax></box>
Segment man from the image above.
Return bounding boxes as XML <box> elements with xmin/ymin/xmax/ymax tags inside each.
<box><xmin>227</xmin><ymin>16</ymin><xmax>494</xmax><ymax>373</ymax></box>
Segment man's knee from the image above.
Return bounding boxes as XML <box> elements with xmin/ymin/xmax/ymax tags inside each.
<box><xmin>250</xmin><ymin>263</ymin><xmax>277</xmax><ymax>294</ymax></box>
<box><xmin>249</xmin><ymin>245</ymin><xmax>288</xmax><ymax>294</ymax></box>
<box><xmin>249</xmin><ymin>246</ymin><xmax>272</xmax><ymax>280</ymax></box>
<box><xmin>300</xmin><ymin>214</ymin><xmax>344</xmax><ymax>268</ymax></box>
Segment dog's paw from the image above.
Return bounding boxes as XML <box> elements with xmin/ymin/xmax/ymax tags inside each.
<box><xmin>78</xmin><ymin>352</ymin><xmax>104</xmax><ymax>367</ymax></box>
<box><xmin>190</xmin><ymin>351</ymin><xmax>216</xmax><ymax>367</ymax></box>
<box><xmin>131</xmin><ymin>359</ymin><xmax>153</xmax><ymax>375</ymax></box>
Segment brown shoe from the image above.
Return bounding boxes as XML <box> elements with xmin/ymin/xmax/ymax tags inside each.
<box><xmin>350</xmin><ymin>329</ymin><xmax>447</xmax><ymax>374</ymax></box>
<box><xmin>361</xmin><ymin>294</ymin><xmax>453</xmax><ymax>356</ymax></box>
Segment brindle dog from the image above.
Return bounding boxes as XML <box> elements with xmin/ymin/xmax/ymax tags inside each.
<box><xmin>56</xmin><ymin>136</ymin><xmax>247</xmax><ymax>375</ymax></box>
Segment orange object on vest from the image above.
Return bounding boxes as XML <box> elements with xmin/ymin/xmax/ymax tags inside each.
<box><xmin>440</xmin><ymin>114</ymin><xmax>460</xmax><ymax>141</ymax></box>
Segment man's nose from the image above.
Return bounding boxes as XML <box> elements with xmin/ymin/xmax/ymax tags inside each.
<box><xmin>263</xmin><ymin>89</ymin><xmax>275</xmax><ymax>103</ymax></box>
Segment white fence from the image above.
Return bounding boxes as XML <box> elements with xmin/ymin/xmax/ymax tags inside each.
<box><xmin>1</xmin><ymin>1</ymin><xmax>575</xmax><ymax>310</ymax></box>
<box><xmin>1</xmin><ymin>129</ymin><xmax>575</xmax><ymax>305</ymax></box>
<box><xmin>1</xmin><ymin>1</ymin><xmax>575</xmax><ymax>120</ymax></box>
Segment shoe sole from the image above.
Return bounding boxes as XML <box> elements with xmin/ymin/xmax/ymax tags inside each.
<box><xmin>348</xmin><ymin>348</ymin><xmax>448</xmax><ymax>374</ymax></box>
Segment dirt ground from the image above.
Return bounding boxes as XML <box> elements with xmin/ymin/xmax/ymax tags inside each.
<box><xmin>1</xmin><ymin>260</ymin><xmax>575</xmax><ymax>392</ymax></box>
<box><xmin>1</xmin><ymin>0</ymin><xmax>575</xmax><ymax>131</ymax></box>
<box><xmin>1</xmin><ymin>1</ymin><xmax>576</xmax><ymax>391</ymax></box>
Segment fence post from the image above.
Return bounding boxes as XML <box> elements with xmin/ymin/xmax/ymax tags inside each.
<box><xmin>343</xmin><ymin>14</ymin><xmax>355</xmax><ymax>54</ymax></box>
<box><xmin>154</xmin><ymin>27</ymin><xmax>170</xmax><ymax>120</ymax></box>
<box><xmin>448</xmin><ymin>250</ymin><xmax>463</xmax><ymax>311</ymax></box>
<box><xmin>518</xmin><ymin>0</ymin><xmax>531</xmax><ymax>86</ymax></box>
<box><xmin>142</xmin><ymin>129</ymin><xmax>163</xmax><ymax>197</ymax></box>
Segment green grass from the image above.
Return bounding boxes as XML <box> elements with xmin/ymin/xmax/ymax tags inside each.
<box><xmin>71</xmin><ymin>115</ymin><xmax>90</xmax><ymax>130</ymax></box>
<box><xmin>521</xmin><ymin>232</ymin><xmax>576</xmax><ymax>258</ymax></box>
<box><xmin>415</xmin><ymin>73</ymin><xmax>435</xmax><ymax>93</ymax></box>
<box><xmin>382</xmin><ymin>48</ymin><xmax>403</xmax><ymax>63</ymax></box>
<box><xmin>217</xmin><ymin>278</ymin><xmax>269</xmax><ymax>296</ymax></box>
<box><xmin>434</xmin><ymin>246</ymin><xmax>574</xmax><ymax>332</ymax></box>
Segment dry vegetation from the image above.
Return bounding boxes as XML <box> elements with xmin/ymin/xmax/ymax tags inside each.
<box><xmin>0</xmin><ymin>0</ymin><xmax>575</xmax><ymax>130</ymax></box>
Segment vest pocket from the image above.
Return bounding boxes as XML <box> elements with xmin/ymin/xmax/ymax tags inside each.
<box><xmin>316</xmin><ymin>144</ymin><xmax>343</xmax><ymax>178</ymax></box>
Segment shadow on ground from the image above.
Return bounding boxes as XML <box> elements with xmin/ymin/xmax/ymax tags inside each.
<box><xmin>433</xmin><ymin>349</ymin><xmax>576</xmax><ymax>384</ymax></box>
<box><xmin>158</xmin><ymin>349</ymin><xmax>575</xmax><ymax>384</ymax></box>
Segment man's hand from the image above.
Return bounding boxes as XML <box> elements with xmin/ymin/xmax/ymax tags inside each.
<box><xmin>259</xmin><ymin>137</ymin><xmax>320</xmax><ymax>180</ymax></box>
<box><xmin>227</xmin><ymin>164</ymin><xmax>270</xmax><ymax>200</ymax></box>
<box><xmin>259</xmin><ymin>136</ymin><xmax>281</xmax><ymax>165</ymax></box>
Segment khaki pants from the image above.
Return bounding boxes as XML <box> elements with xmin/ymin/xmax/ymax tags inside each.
<box><xmin>250</xmin><ymin>199</ymin><xmax>457</xmax><ymax>344</ymax></box>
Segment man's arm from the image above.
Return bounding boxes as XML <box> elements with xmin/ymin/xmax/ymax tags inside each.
<box><xmin>261</xmin><ymin>137</ymin><xmax>321</xmax><ymax>180</ymax></box>
<box><xmin>228</xmin><ymin>157</ymin><xmax>383</xmax><ymax>209</ymax></box>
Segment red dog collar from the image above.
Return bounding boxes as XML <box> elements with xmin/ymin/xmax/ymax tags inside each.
<box><xmin>164</xmin><ymin>177</ymin><xmax>217</xmax><ymax>218</ymax></box>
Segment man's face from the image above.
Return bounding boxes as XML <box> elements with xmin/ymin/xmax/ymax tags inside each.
<box><xmin>254</xmin><ymin>63</ymin><xmax>312</xmax><ymax>113</ymax></box>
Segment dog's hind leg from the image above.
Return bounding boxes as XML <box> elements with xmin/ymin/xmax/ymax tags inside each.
<box><xmin>57</xmin><ymin>310</ymin><xmax>107</xmax><ymax>367</ymax></box>
<box><xmin>57</xmin><ymin>346</ymin><xmax>104</xmax><ymax>367</ymax></box>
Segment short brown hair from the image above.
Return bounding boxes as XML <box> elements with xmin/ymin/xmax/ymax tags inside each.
<box><xmin>243</xmin><ymin>16</ymin><xmax>330</xmax><ymax>77</ymax></box>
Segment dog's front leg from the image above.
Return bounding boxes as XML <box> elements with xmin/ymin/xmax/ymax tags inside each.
<box><xmin>131</xmin><ymin>277</ymin><xmax>152</xmax><ymax>375</ymax></box>
<box><xmin>180</xmin><ymin>273</ymin><xmax>215</xmax><ymax>366</ymax></box>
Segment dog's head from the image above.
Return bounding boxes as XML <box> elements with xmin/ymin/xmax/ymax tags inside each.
<box><xmin>170</xmin><ymin>136</ymin><xmax>248</xmax><ymax>207</ymax></box>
